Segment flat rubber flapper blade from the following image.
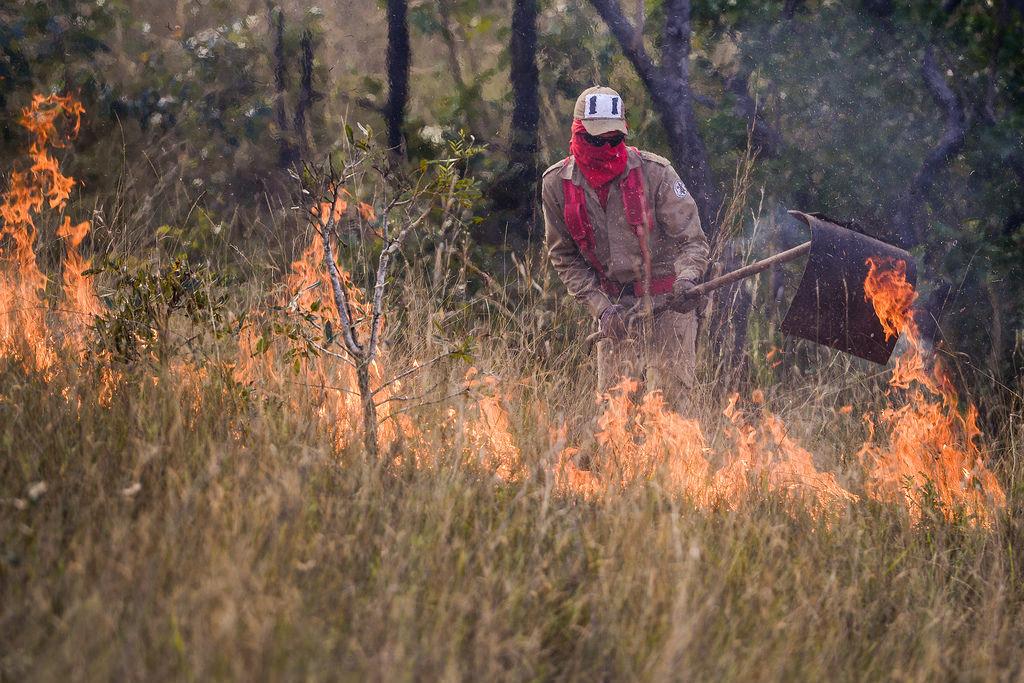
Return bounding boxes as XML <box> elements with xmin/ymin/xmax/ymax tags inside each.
<box><xmin>780</xmin><ymin>211</ymin><xmax>917</xmax><ymax>365</ymax></box>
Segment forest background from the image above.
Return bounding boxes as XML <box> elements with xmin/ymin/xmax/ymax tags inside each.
<box><xmin>3</xmin><ymin>0</ymin><xmax>1022</xmax><ymax>401</ymax></box>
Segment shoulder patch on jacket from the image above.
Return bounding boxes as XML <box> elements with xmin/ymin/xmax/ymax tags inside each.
<box><xmin>638</xmin><ymin>150</ymin><xmax>671</xmax><ymax>166</ymax></box>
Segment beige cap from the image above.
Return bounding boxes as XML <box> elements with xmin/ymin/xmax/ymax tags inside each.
<box><xmin>573</xmin><ymin>86</ymin><xmax>628</xmax><ymax>135</ymax></box>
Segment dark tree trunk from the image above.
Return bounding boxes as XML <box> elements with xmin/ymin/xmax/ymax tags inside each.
<box><xmin>508</xmin><ymin>0</ymin><xmax>540</xmax><ymax>238</ymax></box>
<box><xmin>385</xmin><ymin>0</ymin><xmax>411</xmax><ymax>154</ymax></box>
<box><xmin>269</xmin><ymin>4</ymin><xmax>298</xmax><ymax>168</ymax></box>
<box><xmin>587</xmin><ymin>0</ymin><xmax>722</xmax><ymax>237</ymax></box>
<box><xmin>293</xmin><ymin>30</ymin><xmax>323</xmax><ymax>157</ymax></box>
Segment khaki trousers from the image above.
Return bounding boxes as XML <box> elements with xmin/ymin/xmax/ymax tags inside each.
<box><xmin>596</xmin><ymin>309</ymin><xmax>698</xmax><ymax>413</ymax></box>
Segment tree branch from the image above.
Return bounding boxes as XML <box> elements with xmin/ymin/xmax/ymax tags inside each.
<box><xmin>586</xmin><ymin>0</ymin><xmax>661</xmax><ymax>89</ymax></box>
<box><xmin>366</xmin><ymin>201</ymin><xmax>432</xmax><ymax>364</ymax></box>
<box><xmin>372</xmin><ymin>350</ymin><xmax>457</xmax><ymax>396</ymax></box>
<box><xmin>377</xmin><ymin>390</ymin><xmax>469</xmax><ymax>423</ymax></box>
<box><xmin>893</xmin><ymin>47</ymin><xmax>967</xmax><ymax>247</ymax></box>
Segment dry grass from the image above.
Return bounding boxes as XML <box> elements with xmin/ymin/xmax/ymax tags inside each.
<box><xmin>1</xmin><ymin>238</ymin><xmax>1023</xmax><ymax>681</ymax></box>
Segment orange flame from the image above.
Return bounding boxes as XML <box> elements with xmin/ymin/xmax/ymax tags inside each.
<box><xmin>463</xmin><ymin>368</ymin><xmax>522</xmax><ymax>479</ymax></box>
<box><xmin>357</xmin><ymin>202</ymin><xmax>376</xmax><ymax>221</ymax></box>
<box><xmin>552</xmin><ymin>382</ymin><xmax>855</xmax><ymax>517</ymax></box>
<box><xmin>858</xmin><ymin>257</ymin><xmax>1005</xmax><ymax>524</ymax></box>
<box><xmin>0</xmin><ymin>94</ymin><xmax>89</xmax><ymax>371</ymax></box>
<box><xmin>57</xmin><ymin>216</ymin><xmax>101</xmax><ymax>351</ymax></box>
<box><xmin>310</xmin><ymin>186</ymin><xmax>349</xmax><ymax>226</ymax></box>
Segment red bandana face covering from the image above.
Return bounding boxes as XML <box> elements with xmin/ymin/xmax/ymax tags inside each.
<box><xmin>569</xmin><ymin>119</ymin><xmax>628</xmax><ymax>206</ymax></box>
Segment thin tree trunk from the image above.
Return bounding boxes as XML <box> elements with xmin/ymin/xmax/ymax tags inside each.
<box><xmin>357</xmin><ymin>362</ymin><xmax>379</xmax><ymax>462</ymax></box>
<box><xmin>385</xmin><ymin>0</ymin><xmax>411</xmax><ymax>154</ymax></box>
<box><xmin>293</xmin><ymin>30</ymin><xmax>322</xmax><ymax>158</ymax></box>
<box><xmin>269</xmin><ymin>4</ymin><xmax>297</xmax><ymax>168</ymax></box>
<box><xmin>509</xmin><ymin>0</ymin><xmax>540</xmax><ymax>239</ymax></box>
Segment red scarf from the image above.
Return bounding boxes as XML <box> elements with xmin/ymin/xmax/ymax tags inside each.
<box><xmin>569</xmin><ymin>119</ymin><xmax>627</xmax><ymax>207</ymax></box>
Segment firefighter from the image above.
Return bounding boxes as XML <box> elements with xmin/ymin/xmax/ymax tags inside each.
<box><xmin>543</xmin><ymin>86</ymin><xmax>710</xmax><ymax>411</ymax></box>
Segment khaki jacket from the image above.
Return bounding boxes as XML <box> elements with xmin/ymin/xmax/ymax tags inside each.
<box><xmin>542</xmin><ymin>148</ymin><xmax>709</xmax><ymax>318</ymax></box>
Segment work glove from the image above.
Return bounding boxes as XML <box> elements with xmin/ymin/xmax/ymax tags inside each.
<box><xmin>599</xmin><ymin>304</ymin><xmax>628</xmax><ymax>341</ymax></box>
<box><xmin>671</xmin><ymin>278</ymin><xmax>704</xmax><ymax>314</ymax></box>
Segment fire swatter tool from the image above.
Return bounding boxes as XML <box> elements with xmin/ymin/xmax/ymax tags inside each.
<box><xmin>774</xmin><ymin>211</ymin><xmax>917</xmax><ymax>364</ymax></box>
<box><xmin>588</xmin><ymin>210</ymin><xmax>917</xmax><ymax>365</ymax></box>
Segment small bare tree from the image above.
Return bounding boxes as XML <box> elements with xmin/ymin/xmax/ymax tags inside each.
<box><xmin>304</xmin><ymin>132</ymin><xmax>482</xmax><ymax>461</ymax></box>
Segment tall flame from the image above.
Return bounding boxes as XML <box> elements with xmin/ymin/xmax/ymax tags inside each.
<box><xmin>0</xmin><ymin>94</ymin><xmax>89</xmax><ymax>370</ymax></box>
<box><xmin>858</xmin><ymin>257</ymin><xmax>1006</xmax><ymax>524</ymax></box>
<box><xmin>57</xmin><ymin>216</ymin><xmax>101</xmax><ymax>352</ymax></box>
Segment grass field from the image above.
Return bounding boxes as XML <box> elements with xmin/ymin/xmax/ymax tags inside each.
<box><xmin>2</xmin><ymin>96</ymin><xmax>1022</xmax><ymax>681</ymax></box>
<box><xmin>1</xmin><ymin>289</ymin><xmax>1022</xmax><ymax>680</ymax></box>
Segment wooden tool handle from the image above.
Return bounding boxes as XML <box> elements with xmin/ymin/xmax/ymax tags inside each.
<box><xmin>582</xmin><ymin>241</ymin><xmax>811</xmax><ymax>348</ymax></box>
<box><xmin>690</xmin><ymin>241</ymin><xmax>811</xmax><ymax>297</ymax></box>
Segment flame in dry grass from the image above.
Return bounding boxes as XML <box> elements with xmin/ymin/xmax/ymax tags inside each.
<box><xmin>0</xmin><ymin>95</ymin><xmax>1007</xmax><ymax>527</ymax></box>
<box><xmin>463</xmin><ymin>368</ymin><xmax>522</xmax><ymax>479</ymax></box>
<box><xmin>858</xmin><ymin>257</ymin><xmax>1005</xmax><ymax>524</ymax></box>
<box><xmin>554</xmin><ymin>260</ymin><xmax>1005</xmax><ymax>524</ymax></box>
<box><xmin>590</xmin><ymin>379</ymin><xmax>711</xmax><ymax>501</ymax></box>
<box><xmin>0</xmin><ymin>94</ymin><xmax>92</xmax><ymax>370</ymax></box>
<box><xmin>57</xmin><ymin>216</ymin><xmax>101</xmax><ymax>351</ymax></box>
<box><xmin>712</xmin><ymin>395</ymin><xmax>858</xmax><ymax>514</ymax></box>
<box><xmin>555</xmin><ymin>382</ymin><xmax>855</xmax><ymax>516</ymax></box>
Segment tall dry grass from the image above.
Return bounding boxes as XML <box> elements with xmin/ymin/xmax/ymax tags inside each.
<box><xmin>1</xmin><ymin>226</ymin><xmax>1022</xmax><ymax>680</ymax></box>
